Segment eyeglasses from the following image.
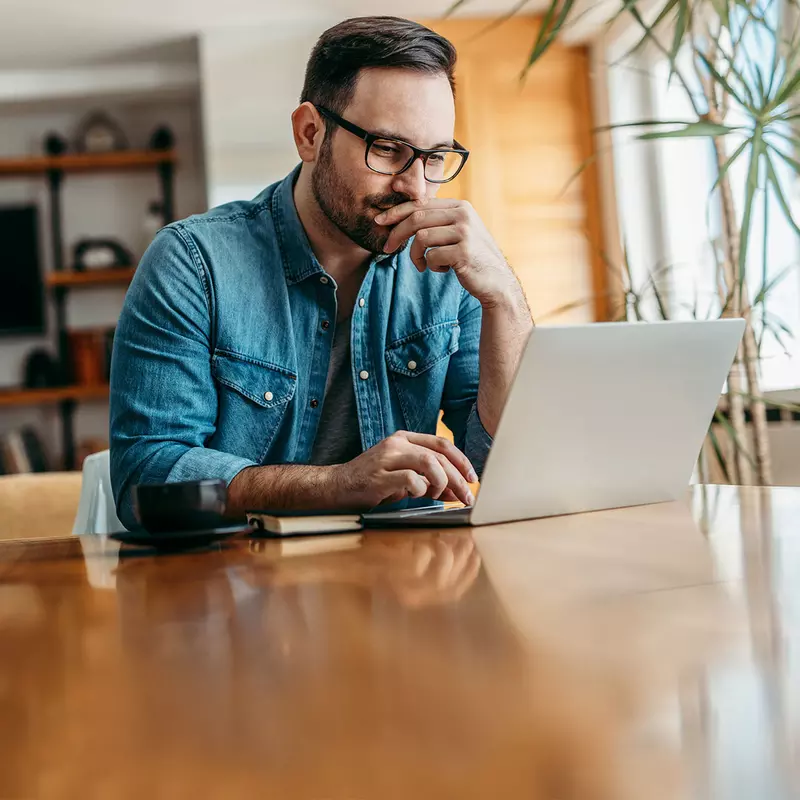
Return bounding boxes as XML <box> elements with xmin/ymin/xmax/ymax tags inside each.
<box><xmin>316</xmin><ymin>105</ymin><xmax>470</xmax><ymax>184</ymax></box>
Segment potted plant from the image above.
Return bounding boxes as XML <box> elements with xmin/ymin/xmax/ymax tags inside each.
<box><xmin>452</xmin><ymin>0</ymin><xmax>800</xmax><ymax>484</ymax></box>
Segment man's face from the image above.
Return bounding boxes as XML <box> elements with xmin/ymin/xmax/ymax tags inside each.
<box><xmin>311</xmin><ymin>67</ymin><xmax>456</xmax><ymax>255</ymax></box>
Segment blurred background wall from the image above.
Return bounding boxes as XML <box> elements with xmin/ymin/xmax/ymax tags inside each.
<box><xmin>0</xmin><ymin>1</ymin><xmax>608</xmax><ymax>471</ymax></box>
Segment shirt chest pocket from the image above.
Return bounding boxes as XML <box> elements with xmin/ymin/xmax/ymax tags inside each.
<box><xmin>385</xmin><ymin>321</ymin><xmax>460</xmax><ymax>433</ymax></box>
<box><xmin>211</xmin><ymin>350</ymin><xmax>297</xmax><ymax>463</ymax></box>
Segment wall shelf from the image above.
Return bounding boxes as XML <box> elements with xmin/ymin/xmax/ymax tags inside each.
<box><xmin>0</xmin><ymin>146</ymin><xmax>175</xmax><ymax>468</ymax></box>
<box><xmin>46</xmin><ymin>267</ymin><xmax>137</xmax><ymax>288</ymax></box>
<box><xmin>0</xmin><ymin>150</ymin><xmax>176</xmax><ymax>178</ymax></box>
<box><xmin>0</xmin><ymin>384</ymin><xmax>110</xmax><ymax>409</ymax></box>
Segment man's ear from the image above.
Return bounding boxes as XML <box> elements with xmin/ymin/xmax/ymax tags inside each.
<box><xmin>291</xmin><ymin>102</ymin><xmax>326</xmax><ymax>163</ymax></box>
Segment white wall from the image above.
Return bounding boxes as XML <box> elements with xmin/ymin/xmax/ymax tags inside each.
<box><xmin>199</xmin><ymin>20</ymin><xmax>338</xmax><ymax>207</ymax></box>
<box><xmin>0</xmin><ymin>94</ymin><xmax>207</xmax><ymax>466</ymax></box>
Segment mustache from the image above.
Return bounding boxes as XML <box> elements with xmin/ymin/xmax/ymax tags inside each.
<box><xmin>367</xmin><ymin>192</ymin><xmax>413</xmax><ymax>212</ymax></box>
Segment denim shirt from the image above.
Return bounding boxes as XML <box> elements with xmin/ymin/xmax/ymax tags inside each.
<box><xmin>110</xmin><ymin>166</ymin><xmax>492</xmax><ymax>529</ymax></box>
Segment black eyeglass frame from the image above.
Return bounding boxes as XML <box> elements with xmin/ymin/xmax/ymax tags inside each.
<box><xmin>316</xmin><ymin>105</ymin><xmax>470</xmax><ymax>184</ymax></box>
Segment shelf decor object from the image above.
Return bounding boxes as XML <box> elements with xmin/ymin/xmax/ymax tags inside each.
<box><xmin>74</xmin><ymin>110</ymin><xmax>128</xmax><ymax>154</ymax></box>
<box><xmin>72</xmin><ymin>238</ymin><xmax>134</xmax><ymax>272</ymax></box>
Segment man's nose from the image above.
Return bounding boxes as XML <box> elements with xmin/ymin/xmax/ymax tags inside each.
<box><xmin>391</xmin><ymin>157</ymin><xmax>428</xmax><ymax>202</ymax></box>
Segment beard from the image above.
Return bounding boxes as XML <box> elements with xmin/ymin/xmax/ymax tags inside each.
<box><xmin>311</xmin><ymin>137</ymin><xmax>411</xmax><ymax>256</ymax></box>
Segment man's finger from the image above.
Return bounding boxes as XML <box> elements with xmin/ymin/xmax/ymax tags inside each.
<box><xmin>430</xmin><ymin>451</ymin><xmax>474</xmax><ymax>506</ymax></box>
<box><xmin>402</xmin><ymin>432</ymin><xmax>478</xmax><ymax>483</ymax></box>
<box><xmin>389</xmin><ymin>447</ymin><xmax>450</xmax><ymax>499</ymax></box>
<box><xmin>423</xmin><ymin>244</ymin><xmax>462</xmax><ymax>273</ymax></box>
<box><xmin>409</xmin><ymin>225</ymin><xmax>461</xmax><ymax>271</ymax></box>
<box><xmin>393</xmin><ymin>470</ymin><xmax>429</xmax><ymax>500</ymax></box>
<box><xmin>375</xmin><ymin>198</ymin><xmax>462</xmax><ymax>227</ymax></box>
<box><xmin>387</xmin><ymin>442</ymin><xmax>471</xmax><ymax>504</ymax></box>
<box><xmin>382</xmin><ymin>209</ymin><xmax>459</xmax><ymax>254</ymax></box>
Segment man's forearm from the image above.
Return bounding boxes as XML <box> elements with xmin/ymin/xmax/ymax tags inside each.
<box><xmin>227</xmin><ymin>464</ymin><xmax>340</xmax><ymax>518</ymax></box>
<box><xmin>477</xmin><ymin>287</ymin><xmax>533</xmax><ymax>436</ymax></box>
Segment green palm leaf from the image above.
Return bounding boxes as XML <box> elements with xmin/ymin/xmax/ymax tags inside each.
<box><xmin>470</xmin><ymin>0</ymin><xmax>534</xmax><ymax>40</ymax></box>
<box><xmin>751</xmin><ymin>261</ymin><xmax>796</xmax><ymax>307</ymax></box>
<box><xmin>696</xmin><ymin>50</ymin><xmax>753</xmax><ymax>111</ymax></box>
<box><xmin>772</xmin><ymin>68</ymin><xmax>800</xmax><ymax>109</ymax></box>
<box><xmin>523</xmin><ymin>0</ymin><xmax>576</xmax><ymax>75</ymax></box>
<box><xmin>668</xmin><ymin>0</ymin><xmax>690</xmax><ymax>80</ymax></box>
<box><xmin>637</xmin><ymin>121</ymin><xmax>739</xmax><ymax>139</ymax></box>
<box><xmin>444</xmin><ymin>0</ymin><xmax>469</xmax><ymax>16</ymax></box>
<box><xmin>710</xmin><ymin>36</ymin><xmax>759</xmax><ymax>108</ymax></box>
<box><xmin>649</xmin><ymin>275</ymin><xmax>670</xmax><ymax>320</ymax></box>
<box><xmin>614</xmin><ymin>0</ymin><xmax>685</xmax><ymax>68</ymax></box>
<box><xmin>760</xmin><ymin>310</ymin><xmax>794</xmax><ymax>355</ymax></box>
<box><xmin>764</xmin><ymin>151</ymin><xmax>800</xmax><ymax>237</ymax></box>
<box><xmin>769</xmin><ymin>141</ymin><xmax>800</xmax><ymax>173</ymax></box>
<box><xmin>595</xmin><ymin>119</ymin><xmax>698</xmax><ymax>132</ymax></box>
<box><xmin>764</xmin><ymin>23</ymin><xmax>781</xmax><ymax>100</ymax></box>
<box><xmin>731</xmin><ymin>391</ymin><xmax>800</xmax><ymax>415</ymax></box>
<box><xmin>710</xmin><ymin>0</ymin><xmax>732</xmax><ymax>29</ymax></box>
<box><xmin>737</xmin><ymin>124</ymin><xmax>764</xmax><ymax>300</ymax></box>
<box><xmin>712</xmin><ymin>138</ymin><xmax>750</xmax><ymax>192</ymax></box>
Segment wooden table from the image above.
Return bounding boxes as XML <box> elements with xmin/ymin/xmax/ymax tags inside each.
<box><xmin>1</xmin><ymin>485</ymin><xmax>797</xmax><ymax>799</ymax></box>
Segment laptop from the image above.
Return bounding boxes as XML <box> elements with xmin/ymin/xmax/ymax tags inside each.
<box><xmin>363</xmin><ymin>319</ymin><xmax>745</xmax><ymax>528</ymax></box>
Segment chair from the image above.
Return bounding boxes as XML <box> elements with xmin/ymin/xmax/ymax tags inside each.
<box><xmin>71</xmin><ymin>450</ymin><xmax>125</xmax><ymax>535</ymax></box>
<box><xmin>0</xmin><ymin>472</ymin><xmax>82</xmax><ymax>540</ymax></box>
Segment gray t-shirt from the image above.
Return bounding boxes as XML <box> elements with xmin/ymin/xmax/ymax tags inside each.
<box><xmin>308</xmin><ymin>316</ymin><xmax>363</xmax><ymax>466</ymax></box>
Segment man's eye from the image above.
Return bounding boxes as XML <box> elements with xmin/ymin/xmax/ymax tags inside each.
<box><xmin>374</xmin><ymin>143</ymin><xmax>401</xmax><ymax>155</ymax></box>
<box><xmin>428</xmin><ymin>153</ymin><xmax>446</xmax><ymax>164</ymax></box>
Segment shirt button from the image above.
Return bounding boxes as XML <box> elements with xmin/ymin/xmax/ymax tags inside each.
<box><xmin>319</xmin><ymin>276</ymin><xmax>329</xmax><ymax>285</ymax></box>
<box><xmin>407</xmin><ymin>360</ymin><xmax>417</xmax><ymax>371</ymax></box>
<box><xmin>310</xmin><ymin>398</ymin><xmax>319</xmax><ymax>409</ymax></box>
<box><xmin>358</xmin><ymin>298</ymin><xmax>365</xmax><ymax>308</ymax></box>
<box><xmin>359</xmin><ymin>370</ymin><xmax>369</xmax><ymax>381</ymax></box>
<box><xmin>321</xmin><ymin>320</ymin><xmax>330</xmax><ymax>331</ymax></box>
<box><xmin>264</xmin><ymin>391</ymin><xmax>274</xmax><ymax>402</ymax></box>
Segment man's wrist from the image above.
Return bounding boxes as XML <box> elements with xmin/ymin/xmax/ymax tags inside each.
<box><xmin>320</xmin><ymin>463</ymin><xmax>346</xmax><ymax>508</ymax></box>
<box><xmin>480</xmin><ymin>282</ymin><xmax>530</xmax><ymax>317</ymax></box>
<box><xmin>228</xmin><ymin>463</ymin><xmax>346</xmax><ymax>515</ymax></box>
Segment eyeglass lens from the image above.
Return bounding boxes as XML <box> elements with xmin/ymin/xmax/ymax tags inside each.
<box><xmin>367</xmin><ymin>139</ymin><xmax>463</xmax><ymax>181</ymax></box>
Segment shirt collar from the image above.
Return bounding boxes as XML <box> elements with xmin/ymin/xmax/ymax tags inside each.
<box><xmin>272</xmin><ymin>165</ymin><xmax>398</xmax><ymax>286</ymax></box>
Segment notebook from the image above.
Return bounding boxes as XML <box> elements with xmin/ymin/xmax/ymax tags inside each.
<box><xmin>246</xmin><ymin>511</ymin><xmax>363</xmax><ymax>536</ymax></box>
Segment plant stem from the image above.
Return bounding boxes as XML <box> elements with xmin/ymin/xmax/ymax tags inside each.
<box><xmin>742</xmin><ymin>317</ymin><xmax>773</xmax><ymax>484</ymax></box>
<box><xmin>711</xmin><ymin>133</ymin><xmax>773</xmax><ymax>485</ymax></box>
<box><xmin>691</xmin><ymin>20</ymin><xmax>771</xmax><ymax>485</ymax></box>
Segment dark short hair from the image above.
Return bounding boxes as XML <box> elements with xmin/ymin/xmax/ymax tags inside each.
<box><xmin>300</xmin><ymin>16</ymin><xmax>457</xmax><ymax>115</ymax></box>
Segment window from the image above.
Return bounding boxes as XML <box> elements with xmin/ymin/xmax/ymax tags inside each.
<box><xmin>605</xmin><ymin>4</ymin><xmax>800</xmax><ymax>391</ymax></box>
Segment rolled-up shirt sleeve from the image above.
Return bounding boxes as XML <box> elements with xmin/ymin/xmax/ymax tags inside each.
<box><xmin>440</xmin><ymin>290</ymin><xmax>493</xmax><ymax>477</ymax></box>
<box><xmin>109</xmin><ymin>226</ymin><xmax>255</xmax><ymax>530</ymax></box>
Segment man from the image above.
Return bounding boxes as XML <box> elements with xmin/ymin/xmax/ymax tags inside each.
<box><xmin>110</xmin><ymin>16</ymin><xmax>532</xmax><ymax>530</ymax></box>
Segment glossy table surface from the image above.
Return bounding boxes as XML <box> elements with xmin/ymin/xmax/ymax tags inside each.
<box><xmin>1</xmin><ymin>485</ymin><xmax>799</xmax><ymax>799</ymax></box>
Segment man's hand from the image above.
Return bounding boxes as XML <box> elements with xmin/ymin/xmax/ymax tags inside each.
<box><xmin>329</xmin><ymin>430</ymin><xmax>477</xmax><ymax>509</ymax></box>
<box><xmin>375</xmin><ymin>198</ymin><xmax>523</xmax><ymax>309</ymax></box>
<box><xmin>377</xmin><ymin>197</ymin><xmax>534</xmax><ymax>438</ymax></box>
<box><xmin>227</xmin><ymin>431</ymin><xmax>476</xmax><ymax>518</ymax></box>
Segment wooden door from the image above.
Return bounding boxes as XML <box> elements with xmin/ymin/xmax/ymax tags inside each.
<box><xmin>420</xmin><ymin>16</ymin><xmax>608</xmax><ymax>324</ymax></box>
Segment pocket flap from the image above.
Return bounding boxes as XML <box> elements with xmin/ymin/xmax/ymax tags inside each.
<box><xmin>212</xmin><ymin>350</ymin><xmax>297</xmax><ymax>408</ymax></box>
<box><xmin>385</xmin><ymin>321</ymin><xmax>461</xmax><ymax>377</ymax></box>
